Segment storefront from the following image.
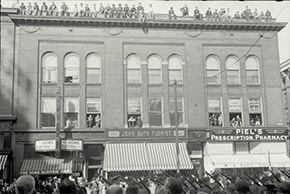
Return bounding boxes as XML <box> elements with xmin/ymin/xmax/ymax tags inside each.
<box><xmin>204</xmin><ymin>127</ymin><xmax>289</xmax><ymax>174</ymax></box>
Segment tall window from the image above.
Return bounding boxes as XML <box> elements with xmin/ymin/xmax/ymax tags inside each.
<box><xmin>249</xmin><ymin>98</ymin><xmax>262</xmax><ymax>126</ymax></box>
<box><xmin>64</xmin><ymin>53</ymin><xmax>79</xmax><ymax>83</ymax></box>
<box><xmin>208</xmin><ymin>98</ymin><xmax>223</xmax><ymax>127</ymax></box>
<box><xmin>226</xmin><ymin>56</ymin><xmax>240</xmax><ymax>84</ymax></box>
<box><xmin>64</xmin><ymin>97</ymin><xmax>79</xmax><ymax>129</ymax></box>
<box><xmin>149</xmin><ymin>97</ymin><xmax>162</xmax><ymax>127</ymax></box>
<box><xmin>229</xmin><ymin>98</ymin><xmax>242</xmax><ymax>127</ymax></box>
<box><xmin>127</xmin><ymin>97</ymin><xmax>142</xmax><ymax>128</ymax></box>
<box><xmin>169</xmin><ymin>55</ymin><xmax>183</xmax><ymax>84</ymax></box>
<box><xmin>127</xmin><ymin>55</ymin><xmax>141</xmax><ymax>83</ymax></box>
<box><xmin>206</xmin><ymin>55</ymin><xmax>220</xmax><ymax>84</ymax></box>
<box><xmin>148</xmin><ymin>55</ymin><xmax>162</xmax><ymax>84</ymax></box>
<box><xmin>86</xmin><ymin>54</ymin><xmax>101</xmax><ymax>84</ymax></box>
<box><xmin>169</xmin><ymin>97</ymin><xmax>184</xmax><ymax>126</ymax></box>
<box><xmin>86</xmin><ymin>98</ymin><xmax>101</xmax><ymax>128</ymax></box>
<box><xmin>246</xmin><ymin>56</ymin><xmax>260</xmax><ymax>84</ymax></box>
<box><xmin>41</xmin><ymin>97</ymin><xmax>56</xmax><ymax>127</ymax></box>
<box><xmin>42</xmin><ymin>53</ymin><xmax>57</xmax><ymax>83</ymax></box>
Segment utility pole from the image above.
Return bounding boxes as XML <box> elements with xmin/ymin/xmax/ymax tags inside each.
<box><xmin>55</xmin><ymin>86</ymin><xmax>61</xmax><ymax>158</ymax></box>
<box><xmin>174</xmin><ymin>79</ymin><xmax>180</xmax><ymax>174</ymax></box>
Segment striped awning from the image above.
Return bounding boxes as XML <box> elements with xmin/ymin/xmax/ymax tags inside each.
<box><xmin>0</xmin><ymin>155</ymin><xmax>8</xmax><ymax>170</ymax></box>
<box><xmin>147</xmin><ymin>142</ymin><xmax>193</xmax><ymax>170</ymax></box>
<box><xmin>103</xmin><ymin>142</ymin><xmax>193</xmax><ymax>172</ymax></box>
<box><xmin>103</xmin><ymin>143</ymin><xmax>150</xmax><ymax>171</ymax></box>
<box><xmin>20</xmin><ymin>158</ymin><xmax>72</xmax><ymax>175</ymax></box>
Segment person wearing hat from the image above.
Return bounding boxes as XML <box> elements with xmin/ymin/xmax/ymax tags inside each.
<box><xmin>106</xmin><ymin>185</ymin><xmax>123</xmax><ymax>194</ymax></box>
<box><xmin>165</xmin><ymin>177</ymin><xmax>183</xmax><ymax>194</ymax></box>
<box><xmin>15</xmin><ymin>175</ymin><xmax>35</xmax><ymax>194</ymax></box>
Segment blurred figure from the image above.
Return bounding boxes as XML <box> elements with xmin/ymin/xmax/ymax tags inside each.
<box><xmin>15</xmin><ymin>175</ymin><xmax>35</xmax><ymax>194</ymax></box>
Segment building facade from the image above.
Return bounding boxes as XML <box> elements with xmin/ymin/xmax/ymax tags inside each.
<box><xmin>281</xmin><ymin>59</ymin><xmax>290</xmax><ymax>128</ymax></box>
<box><xmin>0</xmin><ymin>5</ymin><xmax>288</xmax><ymax>180</ymax></box>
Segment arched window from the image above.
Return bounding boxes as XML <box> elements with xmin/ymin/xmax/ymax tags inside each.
<box><xmin>226</xmin><ymin>55</ymin><xmax>240</xmax><ymax>84</ymax></box>
<box><xmin>206</xmin><ymin>55</ymin><xmax>220</xmax><ymax>84</ymax></box>
<box><xmin>168</xmin><ymin>55</ymin><xmax>183</xmax><ymax>84</ymax></box>
<box><xmin>86</xmin><ymin>54</ymin><xmax>101</xmax><ymax>84</ymax></box>
<box><xmin>64</xmin><ymin>53</ymin><xmax>79</xmax><ymax>83</ymax></box>
<box><xmin>42</xmin><ymin>53</ymin><xmax>57</xmax><ymax>83</ymax></box>
<box><xmin>127</xmin><ymin>54</ymin><xmax>141</xmax><ymax>83</ymax></box>
<box><xmin>148</xmin><ymin>55</ymin><xmax>162</xmax><ymax>84</ymax></box>
<box><xmin>246</xmin><ymin>56</ymin><xmax>260</xmax><ymax>84</ymax></box>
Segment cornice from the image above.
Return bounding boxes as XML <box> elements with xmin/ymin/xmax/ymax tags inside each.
<box><xmin>8</xmin><ymin>14</ymin><xmax>287</xmax><ymax>32</ymax></box>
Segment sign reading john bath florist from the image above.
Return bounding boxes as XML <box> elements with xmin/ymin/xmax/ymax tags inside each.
<box><xmin>209</xmin><ymin>127</ymin><xmax>289</xmax><ymax>141</ymax></box>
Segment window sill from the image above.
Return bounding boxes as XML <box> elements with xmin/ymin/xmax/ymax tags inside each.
<box><xmin>148</xmin><ymin>83</ymin><xmax>163</xmax><ymax>86</ymax></box>
<box><xmin>246</xmin><ymin>83</ymin><xmax>261</xmax><ymax>86</ymax></box>
<box><xmin>86</xmin><ymin>83</ymin><xmax>102</xmax><ymax>86</ymax></box>
<box><xmin>169</xmin><ymin>83</ymin><xmax>183</xmax><ymax>86</ymax></box>
<box><xmin>227</xmin><ymin>84</ymin><xmax>242</xmax><ymax>86</ymax></box>
<box><xmin>127</xmin><ymin>83</ymin><xmax>142</xmax><ymax>86</ymax></box>
<box><xmin>207</xmin><ymin>83</ymin><xmax>221</xmax><ymax>86</ymax></box>
<box><xmin>42</xmin><ymin>83</ymin><xmax>57</xmax><ymax>85</ymax></box>
<box><xmin>64</xmin><ymin>83</ymin><xmax>80</xmax><ymax>85</ymax></box>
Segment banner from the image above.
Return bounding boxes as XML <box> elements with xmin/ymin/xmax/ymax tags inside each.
<box><xmin>35</xmin><ymin>140</ymin><xmax>56</xmax><ymax>152</ymax></box>
<box><xmin>61</xmin><ymin>139</ymin><xmax>83</xmax><ymax>151</ymax></box>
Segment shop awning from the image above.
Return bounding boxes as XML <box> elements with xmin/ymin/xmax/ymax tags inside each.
<box><xmin>147</xmin><ymin>142</ymin><xmax>193</xmax><ymax>170</ymax></box>
<box><xmin>20</xmin><ymin>158</ymin><xmax>72</xmax><ymax>175</ymax></box>
<box><xmin>103</xmin><ymin>142</ymin><xmax>193</xmax><ymax>172</ymax></box>
<box><xmin>268</xmin><ymin>154</ymin><xmax>290</xmax><ymax>167</ymax></box>
<box><xmin>0</xmin><ymin>155</ymin><xmax>8</xmax><ymax>170</ymax></box>
<box><xmin>103</xmin><ymin>143</ymin><xmax>150</xmax><ymax>171</ymax></box>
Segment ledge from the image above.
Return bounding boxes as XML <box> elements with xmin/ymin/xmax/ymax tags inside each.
<box><xmin>8</xmin><ymin>14</ymin><xmax>287</xmax><ymax>32</ymax></box>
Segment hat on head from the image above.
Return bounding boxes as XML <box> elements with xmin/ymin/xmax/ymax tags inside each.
<box><xmin>15</xmin><ymin>175</ymin><xmax>35</xmax><ymax>194</ymax></box>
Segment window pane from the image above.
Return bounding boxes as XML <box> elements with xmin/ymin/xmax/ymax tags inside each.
<box><xmin>64</xmin><ymin>98</ymin><xmax>79</xmax><ymax>112</ymax></box>
<box><xmin>87</xmin><ymin>113</ymin><xmax>101</xmax><ymax>128</ymax></box>
<box><xmin>128</xmin><ymin>114</ymin><xmax>142</xmax><ymax>128</ymax></box>
<box><xmin>170</xmin><ymin>98</ymin><xmax>183</xmax><ymax>112</ymax></box>
<box><xmin>170</xmin><ymin>112</ymin><xmax>183</xmax><ymax>126</ymax></box>
<box><xmin>230</xmin><ymin>113</ymin><xmax>242</xmax><ymax>127</ymax></box>
<box><xmin>149</xmin><ymin>98</ymin><xmax>162</xmax><ymax>111</ymax></box>
<box><xmin>169</xmin><ymin>70</ymin><xmax>183</xmax><ymax>84</ymax></box>
<box><xmin>42</xmin><ymin>98</ymin><xmax>56</xmax><ymax>113</ymax></box>
<box><xmin>148</xmin><ymin>56</ymin><xmax>161</xmax><ymax>69</ymax></box>
<box><xmin>206</xmin><ymin>56</ymin><xmax>219</xmax><ymax>69</ymax></box>
<box><xmin>65</xmin><ymin>54</ymin><xmax>79</xmax><ymax>67</ymax></box>
<box><xmin>148</xmin><ymin>70</ymin><xmax>161</xmax><ymax>83</ymax></box>
<box><xmin>248</xmin><ymin>99</ymin><xmax>261</xmax><ymax>112</ymax></box>
<box><xmin>246</xmin><ymin>70</ymin><xmax>259</xmax><ymax>84</ymax></box>
<box><xmin>41</xmin><ymin>113</ymin><xmax>55</xmax><ymax>127</ymax></box>
<box><xmin>209</xmin><ymin>113</ymin><xmax>222</xmax><ymax>127</ymax></box>
<box><xmin>169</xmin><ymin>56</ymin><xmax>182</xmax><ymax>69</ymax></box>
<box><xmin>207</xmin><ymin>70</ymin><xmax>220</xmax><ymax>83</ymax></box>
<box><xmin>87</xmin><ymin>69</ymin><xmax>101</xmax><ymax>83</ymax></box>
<box><xmin>249</xmin><ymin>113</ymin><xmax>262</xmax><ymax>127</ymax></box>
<box><xmin>229</xmin><ymin>99</ymin><xmax>241</xmax><ymax>112</ymax></box>
<box><xmin>127</xmin><ymin>55</ymin><xmax>141</xmax><ymax>69</ymax></box>
<box><xmin>87</xmin><ymin>54</ymin><xmax>101</xmax><ymax>68</ymax></box>
<box><xmin>227</xmin><ymin>70</ymin><xmax>240</xmax><ymax>84</ymax></box>
<box><xmin>128</xmin><ymin>98</ymin><xmax>141</xmax><ymax>113</ymax></box>
<box><xmin>208</xmin><ymin>99</ymin><xmax>221</xmax><ymax>112</ymax></box>
<box><xmin>128</xmin><ymin>69</ymin><xmax>141</xmax><ymax>83</ymax></box>
<box><xmin>226</xmin><ymin>56</ymin><xmax>239</xmax><ymax>70</ymax></box>
<box><xmin>87</xmin><ymin>98</ymin><xmax>101</xmax><ymax>113</ymax></box>
<box><xmin>246</xmin><ymin>57</ymin><xmax>259</xmax><ymax>70</ymax></box>
<box><xmin>65</xmin><ymin>68</ymin><xmax>79</xmax><ymax>83</ymax></box>
<box><xmin>64</xmin><ymin>113</ymin><xmax>78</xmax><ymax>128</ymax></box>
<box><xmin>42</xmin><ymin>54</ymin><xmax>57</xmax><ymax>83</ymax></box>
<box><xmin>149</xmin><ymin>113</ymin><xmax>162</xmax><ymax>126</ymax></box>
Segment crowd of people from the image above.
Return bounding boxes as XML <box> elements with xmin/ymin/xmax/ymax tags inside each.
<box><xmin>11</xmin><ymin>1</ymin><xmax>273</xmax><ymax>22</ymax></box>
<box><xmin>2</xmin><ymin>169</ymin><xmax>290</xmax><ymax>194</ymax></box>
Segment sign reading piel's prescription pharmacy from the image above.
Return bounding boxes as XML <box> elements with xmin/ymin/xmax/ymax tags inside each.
<box><xmin>35</xmin><ymin>140</ymin><xmax>56</xmax><ymax>152</ymax></box>
<box><xmin>61</xmin><ymin>139</ymin><xmax>83</xmax><ymax>151</ymax></box>
<box><xmin>209</xmin><ymin>127</ymin><xmax>289</xmax><ymax>141</ymax></box>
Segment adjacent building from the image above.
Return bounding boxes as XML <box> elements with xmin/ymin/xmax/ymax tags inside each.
<box><xmin>0</xmin><ymin>3</ymin><xmax>288</xmax><ymax>181</ymax></box>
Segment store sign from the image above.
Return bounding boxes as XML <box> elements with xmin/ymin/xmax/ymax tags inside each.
<box><xmin>35</xmin><ymin>140</ymin><xmax>56</xmax><ymax>152</ymax></box>
<box><xmin>209</xmin><ymin>127</ymin><xmax>289</xmax><ymax>141</ymax></box>
<box><xmin>106</xmin><ymin>128</ymin><xmax>188</xmax><ymax>139</ymax></box>
<box><xmin>61</xmin><ymin>139</ymin><xmax>83</xmax><ymax>151</ymax></box>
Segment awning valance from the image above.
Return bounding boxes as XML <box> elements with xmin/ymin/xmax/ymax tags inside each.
<box><xmin>208</xmin><ymin>154</ymin><xmax>290</xmax><ymax>169</ymax></box>
<box><xmin>0</xmin><ymin>155</ymin><xmax>8</xmax><ymax>170</ymax></box>
<box><xmin>103</xmin><ymin>142</ymin><xmax>193</xmax><ymax>172</ymax></box>
<box><xmin>20</xmin><ymin>158</ymin><xmax>72</xmax><ymax>175</ymax></box>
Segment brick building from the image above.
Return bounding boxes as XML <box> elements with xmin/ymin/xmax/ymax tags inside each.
<box><xmin>0</xmin><ymin>4</ymin><xmax>288</xmax><ymax>180</ymax></box>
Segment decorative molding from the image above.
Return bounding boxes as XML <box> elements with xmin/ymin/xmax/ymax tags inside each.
<box><xmin>184</xmin><ymin>30</ymin><xmax>202</xmax><ymax>38</ymax></box>
<box><xmin>103</xmin><ymin>29</ymin><xmax>123</xmax><ymax>36</ymax></box>
<box><xmin>20</xmin><ymin>26</ymin><xmax>42</xmax><ymax>33</ymax></box>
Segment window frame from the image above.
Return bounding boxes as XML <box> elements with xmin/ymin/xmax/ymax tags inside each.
<box><xmin>64</xmin><ymin>53</ymin><xmax>80</xmax><ymax>84</ymax></box>
<box><xmin>248</xmin><ymin>98</ymin><xmax>263</xmax><ymax>127</ymax></box>
<box><xmin>148</xmin><ymin>55</ymin><xmax>162</xmax><ymax>84</ymax></box>
<box><xmin>40</xmin><ymin>97</ymin><xmax>56</xmax><ymax>128</ymax></box>
<box><xmin>64</xmin><ymin>97</ymin><xmax>79</xmax><ymax>128</ymax></box>
<box><xmin>86</xmin><ymin>97</ymin><xmax>101</xmax><ymax>128</ymax></box>
<box><xmin>228</xmin><ymin>98</ymin><xmax>243</xmax><ymax>127</ymax></box>
<box><xmin>42</xmin><ymin>53</ymin><xmax>58</xmax><ymax>84</ymax></box>
<box><xmin>168</xmin><ymin>55</ymin><xmax>183</xmax><ymax>84</ymax></box>
<box><xmin>86</xmin><ymin>53</ymin><xmax>102</xmax><ymax>84</ymax></box>
<box><xmin>169</xmin><ymin>97</ymin><xmax>184</xmax><ymax>127</ymax></box>
<box><xmin>226</xmin><ymin>55</ymin><xmax>241</xmax><ymax>85</ymax></box>
<box><xmin>148</xmin><ymin>97</ymin><xmax>163</xmax><ymax>127</ymax></box>
<box><xmin>208</xmin><ymin>97</ymin><xmax>223</xmax><ymax>127</ymax></box>
<box><xmin>127</xmin><ymin>54</ymin><xmax>142</xmax><ymax>84</ymax></box>
<box><xmin>206</xmin><ymin>55</ymin><xmax>221</xmax><ymax>84</ymax></box>
<box><xmin>245</xmin><ymin>56</ymin><xmax>260</xmax><ymax>85</ymax></box>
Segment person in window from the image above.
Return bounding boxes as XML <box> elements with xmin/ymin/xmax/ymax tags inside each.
<box><xmin>128</xmin><ymin>116</ymin><xmax>136</xmax><ymax>127</ymax></box>
<box><xmin>64</xmin><ymin>117</ymin><xmax>74</xmax><ymax>130</ymax></box>
<box><xmin>180</xmin><ymin>4</ymin><xmax>189</xmax><ymax>17</ymax></box>
<box><xmin>255</xmin><ymin>115</ymin><xmax>261</xmax><ymax>127</ymax></box>
<box><xmin>95</xmin><ymin>115</ymin><xmax>101</xmax><ymax>128</ymax></box>
<box><xmin>236</xmin><ymin>115</ymin><xmax>242</xmax><ymax>126</ymax></box>
<box><xmin>87</xmin><ymin>115</ymin><xmax>93</xmax><ymax>128</ymax></box>
<box><xmin>168</xmin><ymin>7</ymin><xmax>176</xmax><ymax>20</ymax></box>
<box><xmin>250</xmin><ymin>118</ymin><xmax>255</xmax><ymax>126</ymax></box>
<box><xmin>205</xmin><ymin>7</ymin><xmax>212</xmax><ymax>21</ymax></box>
<box><xmin>218</xmin><ymin>114</ymin><xmax>222</xmax><ymax>126</ymax></box>
<box><xmin>230</xmin><ymin>117</ymin><xmax>236</xmax><ymax>127</ymax></box>
<box><xmin>136</xmin><ymin>117</ymin><xmax>143</xmax><ymax>128</ymax></box>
